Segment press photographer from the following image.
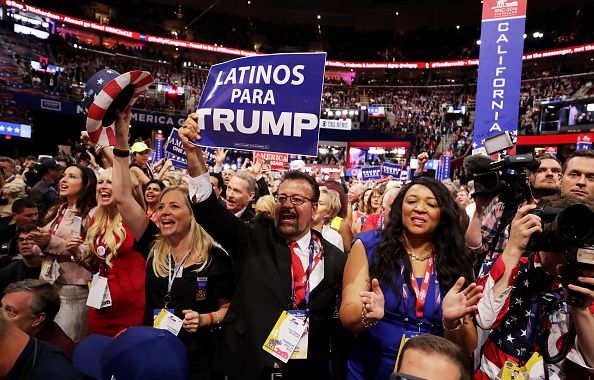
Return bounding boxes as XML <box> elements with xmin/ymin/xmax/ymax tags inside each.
<box><xmin>465</xmin><ymin>153</ymin><xmax>562</xmax><ymax>275</ymax></box>
<box><xmin>474</xmin><ymin>194</ymin><xmax>594</xmax><ymax>379</ymax></box>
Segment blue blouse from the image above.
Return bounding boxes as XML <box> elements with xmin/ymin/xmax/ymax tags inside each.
<box><xmin>347</xmin><ymin>230</ymin><xmax>445</xmax><ymax>380</ymax></box>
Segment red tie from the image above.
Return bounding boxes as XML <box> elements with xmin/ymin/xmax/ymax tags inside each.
<box><xmin>289</xmin><ymin>241</ymin><xmax>306</xmax><ymax>307</ymax></box>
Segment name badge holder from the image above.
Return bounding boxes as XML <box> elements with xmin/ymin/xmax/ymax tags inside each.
<box><xmin>263</xmin><ymin>238</ymin><xmax>323</xmax><ymax>362</ymax></box>
<box><xmin>153</xmin><ymin>250</ymin><xmax>191</xmax><ymax>336</ymax></box>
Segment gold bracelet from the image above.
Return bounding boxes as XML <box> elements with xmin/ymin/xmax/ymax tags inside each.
<box><xmin>361</xmin><ymin>304</ymin><xmax>378</xmax><ymax>328</ymax></box>
<box><xmin>442</xmin><ymin>318</ymin><xmax>464</xmax><ymax>332</ymax></box>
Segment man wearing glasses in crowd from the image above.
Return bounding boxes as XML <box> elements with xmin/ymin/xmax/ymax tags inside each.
<box><xmin>178</xmin><ymin>114</ymin><xmax>347</xmax><ymax>380</ymax></box>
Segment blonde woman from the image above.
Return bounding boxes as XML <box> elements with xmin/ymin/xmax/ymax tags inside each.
<box><xmin>254</xmin><ymin>194</ymin><xmax>276</xmax><ymax>219</ymax></box>
<box><xmin>325</xmin><ymin>188</ymin><xmax>353</xmax><ymax>254</ymax></box>
<box><xmin>311</xmin><ymin>187</ymin><xmax>344</xmax><ymax>252</ymax></box>
<box><xmin>112</xmin><ymin>111</ymin><xmax>234</xmax><ymax>380</ymax></box>
<box><xmin>68</xmin><ymin>169</ymin><xmax>146</xmax><ymax>336</ymax></box>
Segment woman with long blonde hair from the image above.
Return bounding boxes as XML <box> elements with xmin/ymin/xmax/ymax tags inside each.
<box><xmin>112</xmin><ymin>111</ymin><xmax>234</xmax><ymax>380</ymax></box>
<box><xmin>68</xmin><ymin>169</ymin><xmax>147</xmax><ymax>336</ymax></box>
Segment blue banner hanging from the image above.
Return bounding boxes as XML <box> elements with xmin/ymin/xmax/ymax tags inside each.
<box><xmin>473</xmin><ymin>0</ymin><xmax>528</xmax><ymax>154</ymax></box>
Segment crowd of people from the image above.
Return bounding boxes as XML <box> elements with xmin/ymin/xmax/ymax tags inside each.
<box><xmin>0</xmin><ymin>105</ymin><xmax>593</xmax><ymax>379</ymax></box>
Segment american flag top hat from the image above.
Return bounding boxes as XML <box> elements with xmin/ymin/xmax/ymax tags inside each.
<box><xmin>81</xmin><ymin>69</ymin><xmax>154</xmax><ymax>146</ymax></box>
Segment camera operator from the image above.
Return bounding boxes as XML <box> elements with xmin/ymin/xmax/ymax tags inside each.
<box><xmin>466</xmin><ymin>154</ymin><xmax>562</xmax><ymax>274</ymax></box>
<box><xmin>560</xmin><ymin>149</ymin><xmax>594</xmax><ymax>202</ymax></box>
<box><xmin>474</xmin><ymin>195</ymin><xmax>594</xmax><ymax>379</ymax></box>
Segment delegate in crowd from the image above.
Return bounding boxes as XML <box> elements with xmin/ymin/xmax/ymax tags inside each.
<box><xmin>0</xmin><ymin>112</ymin><xmax>594</xmax><ymax>380</ymax></box>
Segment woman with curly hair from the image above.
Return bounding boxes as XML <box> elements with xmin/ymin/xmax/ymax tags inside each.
<box><xmin>340</xmin><ymin>177</ymin><xmax>483</xmax><ymax>380</ymax></box>
<box><xmin>29</xmin><ymin>164</ymin><xmax>97</xmax><ymax>343</ymax></box>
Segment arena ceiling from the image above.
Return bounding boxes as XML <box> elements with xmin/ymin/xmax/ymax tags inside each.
<box><xmin>163</xmin><ymin>0</ymin><xmax>586</xmax><ymax>31</ymax></box>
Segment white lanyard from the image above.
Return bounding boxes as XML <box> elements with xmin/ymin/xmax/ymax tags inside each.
<box><xmin>164</xmin><ymin>250</ymin><xmax>191</xmax><ymax>307</ymax></box>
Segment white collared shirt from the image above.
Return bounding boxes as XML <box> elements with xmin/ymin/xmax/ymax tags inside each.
<box><xmin>291</xmin><ymin>230</ymin><xmax>324</xmax><ymax>292</ymax></box>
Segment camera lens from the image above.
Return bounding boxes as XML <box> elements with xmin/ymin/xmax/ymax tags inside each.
<box><xmin>555</xmin><ymin>204</ymin><xmax>594</xmax><ymax>243</ymax></box>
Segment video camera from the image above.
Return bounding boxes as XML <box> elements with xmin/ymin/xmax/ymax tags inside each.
<box><xmin>468</xmin><ymin>153</ymin><xmax>541</xmax><ymax>208</ymax></box>
<box><xmin>528</xmin><ymin>203</ymin><xmax>594</xmax><ymax>364</ymax></box>
<box><xmin>528</xmin><ymin>204</ymin><xmax>594</xmax><ymax>308</ymax></box>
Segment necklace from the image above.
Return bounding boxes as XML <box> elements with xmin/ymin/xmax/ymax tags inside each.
<box><xmin>408</xmin><ymin>248</ymin><xmax>433</xmax><ymax>261</ymax></box>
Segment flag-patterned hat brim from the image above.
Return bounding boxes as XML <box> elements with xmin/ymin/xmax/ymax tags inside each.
<box><xmin>86</xmin><ymin>70</ymin><xmax>154</xmax><ymax>147</ymax></box>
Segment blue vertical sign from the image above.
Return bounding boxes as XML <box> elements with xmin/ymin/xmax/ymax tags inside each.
<box><xmin>154</xmin><ymin>133</ymin><xmax>164</xmax><ymax>162</ymax></box>
<box><xmin>441</xmin><ymin>150</ymin><xmax>452</xmax><ymax>181</ymax></box>
<box><xmin>473</xmin><ymin>0</ymin><xmax>528</xmax><ymax>155</ymax></box>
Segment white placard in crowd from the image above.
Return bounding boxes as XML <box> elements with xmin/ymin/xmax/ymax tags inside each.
<box><xmin>320</xmin><ymin>119</ymin><xmax>352</xmax><ymax>131</ymax></box>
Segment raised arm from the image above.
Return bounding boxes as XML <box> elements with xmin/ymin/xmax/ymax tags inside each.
<box><xmin>112</xmin><ymin>111</ymin><xmax>150</xmax><ymax>240</ymax></box>
<box><xmin>177</xmin><ymin>114</ymin><xmax>250</xmax><ymax>256</ymax></box>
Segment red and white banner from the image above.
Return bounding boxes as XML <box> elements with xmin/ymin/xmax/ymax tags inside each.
<box><xmin>253</xmin><ymin>151</ymin><xmax>289</xmax><ymax>171</ymax></box>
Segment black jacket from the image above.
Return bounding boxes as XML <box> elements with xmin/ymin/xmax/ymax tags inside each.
<box><xmin>238</xmin><ymin>205</ymin><xmax>256</xmax><ymax>223</ymax></box>
<box><xmin>192</xmin><ymin>192</ymin><xmax>346</xmax><ymax>380</ymax></box>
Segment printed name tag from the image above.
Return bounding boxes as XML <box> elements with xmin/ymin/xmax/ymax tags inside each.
<box><xmin>153</xmin><ymin>308</ymin><xmax>183</xmax><ymax>336</ymax></box>
<box><xmin>262</xmin><ymin>311</ymin><xmax>308</xmax><ymax>363</ymax></box>
<box><xmin>41</xmin><ymin>258</ymin><xmax>60</xmax><ymax>283</ymax></box>
<box><xmin>288</xmin><ymin>310</ymin><xmax>308</xmax><ymax>360</ymax></box>
<box><xmin>86</xmin><ymin>274</ymin><xmax>112</xmax><ymax>309</ymax></box>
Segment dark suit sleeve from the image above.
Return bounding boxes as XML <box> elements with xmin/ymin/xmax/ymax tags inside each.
<box><xmin>192</xmin><ymin>192</ymin><xmax>251</xmax><ymax>259</ymax></box>
<box><xmin>256</xmin><ymin>176</ymin><xmax>270</xmax><ymax>198</ymax></box>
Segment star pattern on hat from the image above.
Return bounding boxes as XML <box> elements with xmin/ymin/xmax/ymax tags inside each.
<box><xmin>97</xmin><ymin>78</ymin><xmax>104</xmax><ymax>85</ymax></box>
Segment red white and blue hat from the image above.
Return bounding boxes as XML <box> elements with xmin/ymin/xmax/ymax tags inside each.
<box><xmin>73</xmin><ymin>326</ymin><xmax>188</xmax><ymax>380</ymax></box>
<box><xmin>81</xmin><ymin>69</ymin><xmax>154</xmax><ymax>147</ymax></box>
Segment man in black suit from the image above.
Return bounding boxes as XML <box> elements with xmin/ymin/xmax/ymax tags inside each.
<box><xmin>179</xmin><ymin>118</ymin><xmax>347</xmax><ymax>380</ymax></box>
<box><xmin>225</xmin><ymin>171</ymin><xmax>257</xmax><ymax>222</ymax></box>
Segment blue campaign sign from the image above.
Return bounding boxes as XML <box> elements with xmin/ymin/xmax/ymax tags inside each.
<box><xmin>165</xmin><ymin>128</ymin><xmax>186</xmax><ymax>158</ymax></box>
<box><xmin>361</xmin><ymin>166</ymin><xmax>382</xmax><ymax>180</ymax></box>
<box><xmin>167</xmin><ymin>153</ymin><xmax>188</xmax><ymax>170</ymax></box>
<box><xmin>473</xmin><ymin>0</ymin><xmax>527</xmax><ymax>154</ymax></box>
<box><xmin>165</xmin><ymin>128</ymin><xmax>216</xmax><ymax>165</ymax></box>
<box><xmin>195</xmin><ymin>53</ymin><xmax>326</xmax><ymax>156</ymax></box>
<box><xmin>381</xmin><ymin>163</ymin><xmax>403</xmax><ymax>178</ymax></box>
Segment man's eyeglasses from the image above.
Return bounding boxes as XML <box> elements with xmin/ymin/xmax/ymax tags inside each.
<box><xmin>275</xmin><ymin>194</ymin><xmax>315</xmax><ymax>206</ymax></box>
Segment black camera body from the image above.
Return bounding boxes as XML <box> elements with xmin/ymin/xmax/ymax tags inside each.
<box><xmin>471</xmin><ymin>153</ymin><xmax>540</xmax><ymax>208</ymax></box>
<box><xmin>528</xmin><ymin>204</ymin><xmax>594</xmax><ymax>308</ymax></box>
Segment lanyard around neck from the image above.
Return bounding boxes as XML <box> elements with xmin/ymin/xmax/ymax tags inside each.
<box><xmin>408</xmin><ymin>255</ymin><xmax>434</xmax><ymax>319</ymax></box>
<box><xmin>290</xmin><ymin>237</ymin><xmax>323</xmax><ymax>309</ymax></box>
<box><xmin>164</xmin><ymin>250</ymin><xmax>192</xmax><ymax>307</ymax></box>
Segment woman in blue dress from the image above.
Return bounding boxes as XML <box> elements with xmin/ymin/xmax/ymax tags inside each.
<box><xmin>340</xmin><ymin>176</ymin><xmax>483</xmax><ymax>380</ymax></box>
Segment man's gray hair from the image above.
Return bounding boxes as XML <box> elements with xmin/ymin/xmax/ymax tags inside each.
<box><xmin>382</xmin><ymin>188</ymin><xmax>399</xmax><ymax>209</ymax></box>
<box><xmin>0</xmin><ymin>156</ymin><xmax>15</xmax><ymax>168</ymax></box>
<box><xmin>233</xmin><ymin>171</ymin><xmax>256</xmax><ymax>193</ymax></box>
